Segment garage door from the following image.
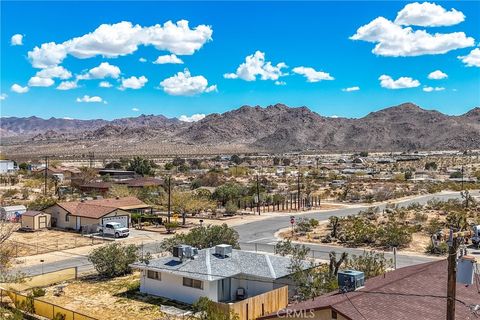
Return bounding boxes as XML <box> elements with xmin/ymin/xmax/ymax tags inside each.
<box><xmin>102</xmin><ymin>215</ymin><xmax>129</xmax><ymax>228</ymax></box>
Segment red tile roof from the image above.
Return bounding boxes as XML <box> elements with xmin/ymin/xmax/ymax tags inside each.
<box><xmin>262</xmin><ymin>259</ymin><xmax>480</xmax><ymax>320</ymax></box>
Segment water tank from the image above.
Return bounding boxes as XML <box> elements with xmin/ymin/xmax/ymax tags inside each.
<box><xmin>338</xmin><ymin>270</ymin><xmax>365</xmax><ymax>292</ymax></box>
<box><xmin>457</xmin><ymin>255</ymin><xmax>477</xmax><ymax>285</ymax></box>
<box><xmin>215</xmin><ymin>244</ymin><xmax>233</xmax><ymax>257</ymax></box>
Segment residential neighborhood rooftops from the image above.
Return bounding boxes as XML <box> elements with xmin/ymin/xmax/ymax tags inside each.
<box><xmin>132</xmin><ymin>246</ymin><xmax>308</xmax><ymax>281</ymax></box>
<box><xmin>261</xmin><ymin>259</ymin><xmax>480</xmax><ymax>320</ymax></box>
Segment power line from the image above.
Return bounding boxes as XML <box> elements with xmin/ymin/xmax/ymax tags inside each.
<box><xmin>343</xmin><ymin>292</ymin><xmax>367</xmax><ymax>320</ymax></box>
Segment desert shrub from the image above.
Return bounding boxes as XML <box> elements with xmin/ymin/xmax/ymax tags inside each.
<box><xmin>31</xmin><ymin>287</ymin><xmax>46</xmax><ymax>297</ymax></box>
<box><xmin>375</xmin><ymin>222</ymin><xmax>413</xmax><ymax>248</ymax></box>
<box><xmin>425</xmin><ymin>242</ymin><xmax>448</xmax><ymax>255</ymax></box>
<box><xmin>88</xmin><ymin>243</ymin><xmax>138</xmax><ymax>278</ymax></box>
<box><xmin>345</xmin><ymin>251</ymin><xmax>392</xmax><ymax>278</ymax></box>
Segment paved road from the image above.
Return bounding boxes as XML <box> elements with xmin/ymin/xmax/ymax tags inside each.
<box><xmin>234</xmin><ymin>190</ymin><xmax>480</xmax><ymax>268</ymax></box>
<box><xmin>16</xmin><ymin>190</ymin><xmax>479</xmax><ymax>275</ymax></box>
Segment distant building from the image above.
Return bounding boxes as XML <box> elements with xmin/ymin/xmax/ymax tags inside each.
<box><xmin>0</xmin><ymin>205</ymin><xmax>27</xmax><ymax>221</ymax></box>
<box><xmin>0</xmin><ymin>160</ymin><xmax>17</xmax><ymax>173</ymax></box>
<box><xmin>98</xmin><ymin>169</ymin><xmax>137</xmax><ymax>180</ymax></box>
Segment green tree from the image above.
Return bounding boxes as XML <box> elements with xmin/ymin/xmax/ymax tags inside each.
<box><xmin>359</xmin><ymin>151</ymin><xmax>368</xmax><ymax>157</ymax></box>
<box><xmin>224</xmin><ymin>201</ymin><xmax>238</xmax><ymax>216</ymax></box>
<box><xmin>345</xmin><ymin>251</ymin><xmax>392</xmax><ymax>278</ymax></box>
<box><xmin>160</xmin><ymin>224</ymin><xmax>240</xmax><ymax>252</ymax></box>
<box><xmin>424</xmin><ymin>162</ymin><xmax>438</xmax><ymax>171</ymax></box>
<box><xmin>28</xmin><ymin>196</ymin><xmax>56</xmax><ymax>210</ymax></box>
<box><xmin>88</xmin><ymin>243</ymin><xmax>138</xmax><ymax>278</ymax></box>
<box><xmin>18</xmin><ymin>162</ymin><xmax>29</xmax><ymax>171</ymax></box>
<box><xmin>128</xmin><ymin>156</ymin><xmax>157</xmax><ymax>176</ymax></box>
<box><xmin>105</xmin><ymin>161</ymin><xmax>123</xmax><ymax>169</ymax></box>
<box><xmin>230</xmin><ymin>154</ymin><xmax>243</xmax><ymax>165</ymax></box>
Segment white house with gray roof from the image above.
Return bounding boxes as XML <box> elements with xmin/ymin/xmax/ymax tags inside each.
<box><xmin>132</xmin><ymin>244</ymin><xmax>308</xmax><ymax>305</ymax></box>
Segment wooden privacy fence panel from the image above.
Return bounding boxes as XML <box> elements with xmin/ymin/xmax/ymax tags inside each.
<box><xmin>1</xmin><ymin>289</ymin><xmax>97</xmax><ymax>320</ymax></box>
<box><xmin>215</xmin><ymin>286</ymin><xmax>289</xmax><ymax>320</ymax></box>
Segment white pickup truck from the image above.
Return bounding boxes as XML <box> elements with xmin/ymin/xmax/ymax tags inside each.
<box><xmin>98</xmin><ymin>222</ymin><xmax>129</xmax><ymax>238</ymax></box>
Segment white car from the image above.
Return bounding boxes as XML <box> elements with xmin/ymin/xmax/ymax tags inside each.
<box><xmin>98</xmin><ymin>222</ymin><xmax>129</xmax><ymax>238</ymax></box>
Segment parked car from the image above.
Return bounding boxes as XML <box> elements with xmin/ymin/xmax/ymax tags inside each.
<box><xmin>98</xmin><ymin>222</ymin><xmax>129</xmax><ymax>238</ymax></box>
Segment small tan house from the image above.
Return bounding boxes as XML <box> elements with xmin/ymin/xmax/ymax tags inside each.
<box><xmin>44</xmin><ymin>196</ymin><xmax>148</xmax><ymax>232</ymax></box>
<box><xmin>21</xmin><ymin>211</ymin><xmax>51</xmax><ymax>230</ymax></box>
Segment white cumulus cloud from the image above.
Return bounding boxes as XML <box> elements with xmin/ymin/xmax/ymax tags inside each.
<box><xmin>342</xmin><ymin>86</ymin><xmax>360</xmax><ymax>92</ymax></box>
<box><xmin>160</xmin><ymin>69</ymin><xmax>216</xmax><ymax>96</ymax></box>
<box><xmin>178</xmin><ymin>114</ymin><xmax>206</xmax><ymax>122</ymax></box>
<box><xmin>423</xmin><ymin>86</ymin><xmax>445</xmax><ymax>92</ymax></box>
<box><xmin>77</xmin><ymin>62</ymin><xmax>121</xmax><ymax>80</ymax></box>
<box><xmin>11</xmin><ymin>34</ymin><xmax>24</xmax><ymax>46</ymax></box>
<box><xmin>350</xmin><ymin>16</ymin><xmax>474</xmax><ymax>57</ymax></box>
<box><xmin>132</xmin><ymin>107</ymin><xmax>140</xmax><ymax>112</ymax></box>
<box><xmin>76</xmin><ymin>95</ymin><xmax>105</xmax><ymax>103</ymax></box>
<box><xmin>11</xmin><ymin>84</ymin><xmax>29</xmax><ymax>94</ymax></box>
<box><xmin>36</xmin><ymin>66</ymin><xmax>72</xmax><ymax>79</ymax></box>
<box><xmin>28</xmin><ymin>76</ymin><xmax>54</xmax><ymax>87</ymax></box>
<box><xmin>56</xmin><ymin>81</ymin><xmax>78</xmax><ymax>90</ymax></box>
<box><xmin>139</xmin><ymin>57</ymin><xmax>147</xmax><ymax>63</ymax></box>
<box><xmin>99</xmin><ymin>81</ymin><xmax>113</xmax><ymax>88</ymax></box>
<box><xmin>27</xmin><ymin>20</ymin><xmax>212</xmax><ymax>69</ymax></box>
<box><xmin>274</xmin><ymin>81</ymin><xmax>286</xmax><ymax>86</ymax></box>
<box><xmin>153</xmin><ymin>54</ymin><xmax>184</xmax><ymax>64</ymax></box>
<box><xmin>458</xmin><ymin>48</ymin><xmax>480</xmax><ymax>67</ymax></box>
<box><xmin>0</xmin><ymin>93</ymin><xmax>7</xmax><ymax>100</ymax></box>
<box><xmin>224</xmin><ymin>51</ymin><xmax>287</xmax><ymax>81</ymax></box>
<box><xmin>379</xmin><ymin>74</ymin><xmax>420</xmax><ymax>89</ymax></box>
<box><xmin>428</xmin><ymin>70</ymin><xmax>448</xmax><ymax>79</ymax></box>
<box><xmin>120</xmin><ymin>76</ymin><xmax>148</xmax><ymax>90</ymax></box>
<box><xmin>394</xmin><ymin>2</ymin><xmax>465</xmax><ymax>27</ymax></box>
<box><xmin>292</xmin><ymin>66</ymin><xmax>334</xmax><ymax>82</ymax></box>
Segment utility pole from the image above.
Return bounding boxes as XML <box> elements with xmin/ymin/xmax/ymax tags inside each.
<box><xmin>167</xmin><ymin>176</ymin><xmax>171</xmax><ymax>223</ymax></box>
<box><xmin>461</xmin><ymin>165</ymin><xmax>464</xmax><ymax>191</ymax></box>
<box><xmin>446</xmin><ymin>229</ymin><xmax>458</xmax><ymax>320</ymax></box>
<box><xmin>44</xmin><ymin>156</ymin><xmax>49</xmax><ymax>195</ymax></box>
<box><xmin>89</xmin><ymin>151</ymin><xmax>95</xmax><ymax>168</ymax></box>
<box><xmin>256</xmin><ymin>174</ymin><xmax>261</xmax><ymax>216</ymax></box>
<box><xmin>297</xmin><ymin>173</ymin><xmax>301</xmax><ymax>211</ymax></box>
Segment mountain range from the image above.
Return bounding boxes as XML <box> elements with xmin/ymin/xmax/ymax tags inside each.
<box><xmin>1</xmin><ymin>102</ymin><xmax>479</xmax><ymax>157</ymax></box>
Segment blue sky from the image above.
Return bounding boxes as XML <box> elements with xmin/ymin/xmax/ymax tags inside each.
<box><xmin>1</xmin><ymin>1</ymin><xmax>479</xmax><ymax>120</ymax></box>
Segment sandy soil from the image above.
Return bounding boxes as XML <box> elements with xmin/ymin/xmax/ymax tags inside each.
<box><xmin>8</xmin><ymin>227</ymin><xmax>108</xmax><ymax>257</ymax></box>
<box><xmin>35</xmin><ymin>272</ymin><xmax>172</xmax><ymax>320</ymax></box>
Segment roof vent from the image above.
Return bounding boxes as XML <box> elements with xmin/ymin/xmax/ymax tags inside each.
<box><xmin>215</xmin><ymin>244</ymin><xmax>232</xmax><ymax>258</ymax></box>
<box><xmin>338</xmin><ymin>270</ymin><xmax>365</xmax><ymax>292</ymax></box>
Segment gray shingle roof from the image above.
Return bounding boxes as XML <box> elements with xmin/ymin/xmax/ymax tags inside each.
<box><xmin>132</xmin><ymin>247</ymin><xmax>308</xmax><ymax>281</ymax></box>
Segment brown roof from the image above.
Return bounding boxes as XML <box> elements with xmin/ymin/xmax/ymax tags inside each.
<box><xmin>56</xmin><ymin>196</ymin><xmax>149</xmax><ymax>219</ymax></box>
<box><xmin>79</xmin><ymin>182</ymin><xmax>113</xmax><ymax>189</ymax></box>
<box><xmin>22</xmin><ymin>210</ymin><xmax>48</xmax><ymax>217</ymax></box>
<box><xmin>262</xmin><ymin>259</ymin><xmax>479</xmax><ymax>320</ymax></box>
<box><xmin>117</xmin><ymin>177</ymin><xmax>163</xmax><ymax>187</ymax></box>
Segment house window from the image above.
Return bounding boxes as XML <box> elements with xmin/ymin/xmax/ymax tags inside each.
<box><xmin>331</xmin><ymin>310</ymin><xmax>338</xmax><ymax>319</ymax></box>
<box><xmin>183</xmin><ymin>277</ymin><xmax>203</xmax><ymax>290</ymax></box>
<box><xmin>65</xmin><ymin>214</ymin><xmax>70</xmax><ymax>222</ymax></box>
<box><xmin>147</xmin><ymin>270</ymin><xmax>161</xmax><ymax>281</ymax></box>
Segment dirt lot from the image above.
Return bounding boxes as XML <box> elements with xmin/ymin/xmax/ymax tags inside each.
<box><xmin>35</xmin><ymin>272</ymin><xmax>183</xmax><ymax>320</ymax></box>
<box><xmin>8</xmin><ymin>226</ymin><xmax>108</xmax><ymax>257</ymax></box>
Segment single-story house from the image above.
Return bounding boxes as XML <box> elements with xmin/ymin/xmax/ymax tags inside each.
<box><xmin>131</xmin><ymin>244</ymin><xmax>309</xmax><ymax>305</ymax></box>
<box><xmin>44</xmin><ymin>196</ymin><xmax>149</xmax><ymax>231</ymax></box>
<box><xmin>33</xmin><ymin>167</ymin><xmax>81</xmax><ymax>180</ymax></box>
<box><xmin>260</xmin><ymin>259</ymin><xmax>479</xmax><ymax>320</ymax></box>
<box><xmin>21</xmin><ymin>211</ymin><xmax>51</xmax><ymax>230</ymax></box>
<box><xmin>98</xmin><ymin>169</ymin><xmax>137</xmax><ymax>180</ymax></box>
<box><xmin>117</xmin><ymin>177</ymin><xmax>163</xmax><ymax>188</ymax></box>
<box><xmin>0</xmin><ymin>205</ymin><xmax>27</xmax><ymax>221</ymax></box>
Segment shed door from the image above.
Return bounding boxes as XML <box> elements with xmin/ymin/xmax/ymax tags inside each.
<box><xmin>102</xmin><ymin>215</ymin><xmax>129</xmax><ymax>228</ymax></box>
<box><xmin>38</xmin><ymin>216</ymin><xmax>47</xmax><ymax>229</ymax></box>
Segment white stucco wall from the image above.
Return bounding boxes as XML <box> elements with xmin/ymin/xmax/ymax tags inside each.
<box><xmin>140</xmin><ymin>270</ymin><xmax>218</xmax><ymax>304</ymax></box>
<box><xmin>232</xmin><ymin>277</ymin><xmax>274</xmax><ymax>299</ymax></box>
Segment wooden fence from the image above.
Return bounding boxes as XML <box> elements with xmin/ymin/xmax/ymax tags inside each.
<box><xmin>214</xmin><ymin>286</ymin><xmax>289</xmax><ymax>320</ymax></box>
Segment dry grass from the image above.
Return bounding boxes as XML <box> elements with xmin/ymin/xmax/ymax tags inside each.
<box><xmin>8</xmin><ymin>226</ymin><xmax>106</xmax><ymax>257</ymax></box>
<box><xmin>36</xmin><ymin>272</ymin><xmax>170</xmax><ymax>320</ymax></box>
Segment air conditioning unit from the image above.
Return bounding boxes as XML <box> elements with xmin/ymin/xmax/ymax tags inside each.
<box><xmin>338</xmin><ymin>270</ymin><xmax>365</xmax><ymax>292</ymax></box>
<box><xmin>215</xmin><ymin>244</ymin><xmax>233</xmax><ymax>257</ymax></box>
<box><xmin>173</xmin><ymin>245</ymin><xmax>198</xmax><ymax>260</ymax></box>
